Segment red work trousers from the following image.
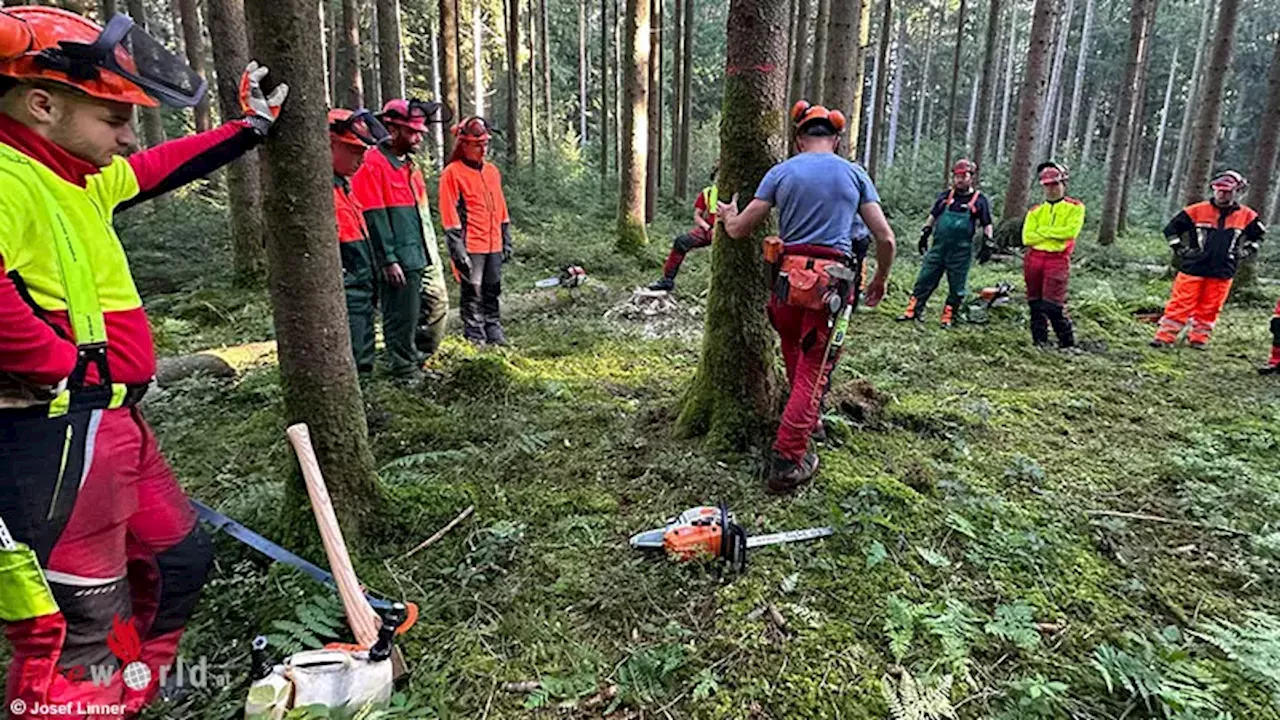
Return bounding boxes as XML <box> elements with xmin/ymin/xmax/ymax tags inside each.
<box><xmin>1270</xmin><ymin>299</ymin><xmax>1280</xmax><ymax>367</ymax></box>
<box><xmin>768</xmin><ymin>297</ymin><xmax>843</xmax><ymax>462</ymax></box>
<box><xmin>1023</xmin><ymin>248</ymin><xmax>1072</xmax><ymax>305</ymax></box>
<box><xmin>1154</xmin><ymin>272</ymin><xmax>1233</xmax><ymax>345</ymax></box>
<box><xmin>1</xmin><ymin>406</ymin><xmax>212</xmax><ymax>719</ymax></box>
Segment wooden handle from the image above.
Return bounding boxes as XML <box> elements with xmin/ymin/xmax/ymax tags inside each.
<box><xmin>286</xmin><ymin>423</ymin><xmax>380</xmax><ymax>647</ymax></box>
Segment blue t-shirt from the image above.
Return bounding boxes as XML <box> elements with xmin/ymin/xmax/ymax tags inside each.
<box><xmin>754</xmin><ymin>152</ymin><xmax>881</xmax><ymax>256</ymax></box>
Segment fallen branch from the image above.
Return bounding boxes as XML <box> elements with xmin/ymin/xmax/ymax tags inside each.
<box><xmin>401</xmin><ymin>505</ymin><xmax>475</xmax><ymax>559</ymax></box>
<box><xmin>1086</xmin><ymin>510</ymin><xmax>1251</xmax><ymax>538</ymax></box>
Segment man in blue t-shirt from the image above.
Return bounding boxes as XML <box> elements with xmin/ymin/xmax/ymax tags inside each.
<box><xmin>717</xmin><ymin>101</ymin><xmax>897</xmax><ymax>493</ymax></box>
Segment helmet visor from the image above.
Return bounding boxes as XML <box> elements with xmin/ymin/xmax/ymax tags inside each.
<box><xmin>409</xmin><ymin>98</ymin><xmax>452</xmax><ymax>125</ymax></box>
<box><xmin>54</xmin><ymin>14</ymin><xmax>206</xmax><ymax>108</ymax></box>
<box><xmin>333</xmin><ymin>109</ymin><xmax>391</xmax><ymax>147</ymax></box>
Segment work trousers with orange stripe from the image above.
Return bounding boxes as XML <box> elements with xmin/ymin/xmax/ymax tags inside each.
<box><xmin>1153</xmin><ymin>272</ymin><xmax>1233</xmax><ymax>346</ymax></box>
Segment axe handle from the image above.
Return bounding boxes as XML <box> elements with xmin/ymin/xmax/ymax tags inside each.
<box><xmin>286</xmin><ymin>423</ymin><xmax>380</xmax><ymax>647</ymax></box>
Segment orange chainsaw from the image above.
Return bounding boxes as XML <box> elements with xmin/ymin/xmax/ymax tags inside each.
<box><xmin>629</xmin><ymin>504</ymin><xmax>833</xmax><ymax>571</ymax></box>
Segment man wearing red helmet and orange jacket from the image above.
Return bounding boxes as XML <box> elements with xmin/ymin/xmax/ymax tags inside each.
<box><xmin>1152</xmin><ymin>170</ymin><xmax>1266</xmax><ymax>350</ymax></box>
<box><xmin>1022</xmin><ymin>161</ymin><xmax>1085</xmax><ymax>348</ymax></box>
<box><xmin>717</xmin><ymin>101</ymin><xmax>896</xmax><ymax>493</ymax></box>
<box><xmin>0</xmin><ymin>6</ymin><xmax>287</xmax><ymax>718</ymax></box>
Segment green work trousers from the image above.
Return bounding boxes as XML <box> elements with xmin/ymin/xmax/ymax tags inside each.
<box><xmin>346</xmin><ymin>284</ymin><xmax>376</xmax><ymax>376</ymax></box>
<box><xmin>911</xmin><ymin>206</ymin><xmax>975</xmax><ymax>310</ymax></box>
<box><xmin>380</xmin><ymin>267</ymin><xmax>424</xmax><ymax>378</ymax></box>
<box><xmin>416</xmin><ymin>243</ymin><xmax>450</xmax><ymax>357</ymax></box>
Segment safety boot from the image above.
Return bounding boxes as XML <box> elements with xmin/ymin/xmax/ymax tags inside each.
<box><xmin>767</xmin><ymin>452</ymin><xmax>819</xmax><ymax>494</ymax></box>
<box><xmin>648</xmin><ymin>276</ymin><xmax>675</xmax><ymax>292</ymax></box>
<box><xmin>1264</xmin><ymin>345</ymin><xmax>1280</xmax><ymax>374</ymax></box>
<box><xmin>939</xmin><ymin>304</ymin><xmax>955</xmax><ymax>329</ymax></box>
<box><xmin>1029</xmin><ymin>301</ymin><xmax>1051</xmax><ymax>347</ymax></box>
<box><xmin>896</xmin><ymin>296</ymin><xmax>923</xmax><ymax>322</ymax></box>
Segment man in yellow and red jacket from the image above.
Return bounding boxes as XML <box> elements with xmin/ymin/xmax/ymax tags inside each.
<box><xmin>1022</xmin><ymin>162</ymin><xmax>1085</xmax><ymax>348</ymax></box>
<box><xmin>0</xmin><ymin>7</ymin><xmax>287</xmax><ymax>717</ymax></box>
<box><xmin>351</xmin><ymin>98</ymin><xmax>450</xmax><ymax>381</ymax></box>
<box><xmin>1153</xmin><ymin>171</ymin><xmax>1266</xmax><ymax>349</ymax></box>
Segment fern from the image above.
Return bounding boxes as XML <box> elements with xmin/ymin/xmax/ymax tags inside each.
<box><xmin>985</xmin><ymin>602</ymin><xmax>1041</xmax><ymax>651</ymax></box>
<box><xmin>265</xmin><ymin>595</ymin><xmax>346</xmax><ymax>655</ymax></box>
<box><xmin>881</xmin><ymin>670</ymin><xmax>956</xmax><ymax>720</ymax></box>
<box><xmin>885</xmin><ymin>596</ymin><xmax>922</xmax><ymax>662</ymax></box>
<box><xmin>1194</xmin><ymin>612</ymin><xmax>1280</xmax><ymax>704</ymax></box>
<box><xmin>1092</xmin><ymin>631</ymin><xmax>1229</xmax><ymax>718</ymax></box>
<box><xmin>922</xmin><ymin>599</ymin><xmax>979</xmax><ymax>673</ymax></box>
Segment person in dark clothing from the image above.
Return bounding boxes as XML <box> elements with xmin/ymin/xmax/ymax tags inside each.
<box><xmin>1152</xmin><ymin>171</ymin><xmax>1266</xmax><ymax>349</ymax></box>
<box><xmin>897</xmin><ymin>159</ymin><xmax>994</xmax><ymax>327</ymax></box>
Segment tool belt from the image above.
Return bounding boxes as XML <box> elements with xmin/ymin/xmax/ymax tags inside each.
<box><xmin>764</xmin><ymin>237</ymin><xmax>862</xmax><ymax>313</ymax></box>
<box><xmin>0</xmin><ymin>377</ymin><xmax>149</xmax><ymax>420</ymax></box>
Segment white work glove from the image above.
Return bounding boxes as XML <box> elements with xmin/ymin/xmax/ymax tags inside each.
<box><xmin>238</xmin><ymin>61</ymin><xmax>289</xmax><ymax>136</ymax></box>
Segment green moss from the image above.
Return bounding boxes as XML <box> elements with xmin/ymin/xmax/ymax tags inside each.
<box><xmin>616</xmin><ymin>213</ymin><xmax>649</xmax><ymax>253</ymax></box>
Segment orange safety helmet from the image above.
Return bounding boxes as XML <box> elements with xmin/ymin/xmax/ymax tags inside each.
<box><xmin>790</xmin><ymin>100</ymin><xmax>847</xmax><ymax>135</ymax></box>
<box><xmin>0</xmin><ymin>6</ymin><xmax>204</xmax><ymax>108</ymax></box>
<box><xmin>328</xmin><ymin>108</ymin><xmax>389</xmax><ymax>148</ymax></box>
<box><xmin>452</xmin><ymin>116</ymin><xmax>493</xmax><ymax>144</ymax></box>
<box><xmin>1037</xmin><ymin>161</ymin><xmax>1069</xmax><ymax>186</ymax></box>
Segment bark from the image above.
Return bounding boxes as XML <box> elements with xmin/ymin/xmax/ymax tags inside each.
<box><xmin>337</xmin><ymin>0</ymin><xmax>364</xmax><ymax>108</ymax></box>
<box><xmin>99</xmin><ymin>0</ymin><xmax>117</xmax><ymax>17</ymax></box>
<box><xmin>971</xmin><ymin>0</ymin><xmax>1002</xmax><ymax>170</ymax></box>
<box><xmin>1063</xmin><ymin>0</ymin><xmax>1093</xmax><ymax>158</ymax></box>
<box><xmin>177</xmin><ymin>0</ymin><xmax>211</xmax><ymax>132</ymax></box>
<box><xmin>1166</xmin><ymin>2</ymin><xmax>1212</xmax><ymax>210</ymax></box>
<box><xmin>1080</xmin><ymin>90</ymin><xmax>1098</xmax><ymax>164</ymax></box>
<box><xmin>327</xmin><ymin>2</ymin><xmax>337</xmax><ymax>103</ymax></box>
<box><xmin>911</xmin><ymin>5</ymin><xmax>936</xmax><ymax>165</ymax></box>
<box><xmin>847</xmin><ymin>0</ymin><xmax>870</xmax><ymax>155</ymax></box>
<box><xmin>1033</xmin><ymin>0</ymin><xmax>1072</xmax><ymax>160</ymax></box>
<box><xmin>472</xmin><ymin>0</ymin><xmax>485</xmax><ymax>116</ymax></box>
<box><xmin>505</xmin><ymin>0</ymin><xmax>520</xmax><ymax>166</ymax></box>
<box><xmin>672</xmin><ymin>0</ymin><xmax>685</xmax><ymax>188</ymax></box>
<box><xmin>645</xmin><ymin>0</ymin><xmax>661</xmax><ymax>221</ymax></box>
<box><xmin>207</xmin><ymin>0</ymin><xmax>265</xmax><ymax>286</ymax></box>
<box><xmin>579</xmin><ymin>0</ymin><xmax>588</xmax><ymax>145</ymax></box>
<box><xmin>364</xmin><ymin>0</ymin><xmax>381</xmax><ymax>110</ymax></box>
<box><xmin>430</xmin><ymin>17</ymin><xmax>444</xmax><ymax>167</ymax></box>
<box><xmin>377</xmin><ymin>0</ymin><xmax>405</xmax><ymax>103</ymax></box>
<box><xmin>788</xmin><ymin>0</ymin><xmax>812</xmax><ymax>105</ymax></box>
<box><xmin>866</xmin><ymin>0</ymin><xmax>892</xmax><ymax>178</ymax></box>
<box><xmin>1001</xmin><ymin>0</ymin><xmax>1060</xmax><ymax>220</ymax></box>
<box><xmin>244</xmin><ymin>0</ymin><xmax>382</xmax><ymax>537</ymax></box>
<box><xmin>885</xmin><ymin>14</ymin><xmax>905</xmax><ymax>169</ymax></box>
<box><xmin>169</xmin><ymin>0</ymin><xmax>185</xmax><ymax>58</ymax></box>
<box><xmin>1147</xmin><ymin>45</ymin><xmax>1179</xmax><ymax>191</ymax></box>
<box><xmin>441</xmin><ymin>0</ymin><xmax>460</xmax><ymax>155</ymax></box>
<box><xmin>125</xmin><ymin>0</ymin><xmax>167</xmax><ymax>148</ymax></box>
<box><xmin>996</xmin><ymin>0</ymin><xmax>1018</xmax><ymax>163</ymax></box>
<box><xmin>540</xmin><ymin>0</ymin><xmax>552</xmax><ymax>140</ymax></box>
<box><xmin>1097</xmin><ymin>0</ymin><xmax>1156</xmax><ymax>245</ymax></box>
<box><xmin>1182</xmin><ymin>0</ymin><xmax>1240</xmax><ymax>206</ymax></box>
<box><xmin>941</xmin><ymin>0</ymin><xmax>966</xmax><ymax>184</ymax></box>
<box><xmin>786</xmin><ymin>0</ymin><xmax>797</xmax><ymax>98</ymax></box>
<box><xmin>675</xmin><ymin>0</ymin><xmax>694</xmax><ymax>197</ymax></box>
<box><xmin>601</xmin><ymin>0</ymin><xmax>610</xmax><ymax>182</ymax></box>
<box><xmin>1238</xmin><ymin>36</ymin><xmax>1280</xmax><ymax>289</ymax></box>
<box><xmin>528</xmin><ymin>0</ymin><xmax>538</xmax><ymax>167</ymax></box>
<box><xmin>809</xmin><ymin>0</ymin><xmax>830</xmax><ymax>103</ymax></box>
<box><xmin>677</xmin><ymin>0</ymin><xmax>784</xmax><ymax>450</ymax></box>
<box><xmin>617</xmin><ymin>0</ymin><xmax>650</xmax><ymax>252</ymax></box>
<box><xmin>822</xmin><ymin>0</ymin><xmax>860</xmax><ymax>141</ymax></box>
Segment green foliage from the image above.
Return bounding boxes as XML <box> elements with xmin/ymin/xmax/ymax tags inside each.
<box><xmin>1004</xmin><ymin>675</ymin><xmax>1070</xmax><ymax>717</ymax></box>
<box><xmin>615</xmin><ymin>643</ymin><xmax>687</xmax><ymax>705</ymax></box>
<box><xmin>1092</xmin><ymin>629</ymin><xmax>1231</xmax><ymax>718</ymax></box>
<box><xmin>985</xmin><ymin>602</ymin><xmax>1041</xmax><ymax>652</ymax></box>
<box><xmin>880</xmin><ymin>670</ymin><xmax>956</xmax><ymax>720</ymax></box>
<box><xmin>265</xmin><ymin>594</ymin><xmax>347</xmax><ymax>655</ymax></box>
<box><xmin>1195</xmin><ymin>613</ymin><xmax>1280</xmax><ymax>707</ymax></box>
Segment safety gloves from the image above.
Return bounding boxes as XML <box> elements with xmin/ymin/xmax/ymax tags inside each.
<box><xmin>977</xmin><ymin>237</ymin><xmax>997</xmax><ymax>264</ymax></box>
<box><xmin>446</xmin><ymin>229</ymin><xmax>472</xmax><ymax>276</ymax></box>
<box><xmin>918</xmin><ymin>225</ymin><xmax>932</xmax><ymax>255</ymax></box>
<box><xmin>501</xmin><ymin>223</ymin><xmax>513</xmax><ymax>263</ymax></box>
<box><xmin>239</xmin><ymin>61</ymin><xmax>290</xmax><ymax>137</ymax></box>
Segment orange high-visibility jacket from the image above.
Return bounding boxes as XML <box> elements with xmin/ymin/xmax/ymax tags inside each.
<box><xmin>438</xmin><ymin>160</ymin><xmax>510</xmax><ymax>254</ymax></box>
<box><xmin>1165</xmin><ymin>201</ymin><xmax>1265</xmax><ymax>279</ymax></box>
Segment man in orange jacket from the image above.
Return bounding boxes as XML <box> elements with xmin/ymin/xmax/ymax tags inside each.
<box><xmin>1152</xmin><ymin>171</ymin><xmax>1266</xmax><ymax>350</ymax></box>
<box><xmin>0</xmin><ymin>6</ymin><xmax>287</xmax><ymax>718</ymax></box>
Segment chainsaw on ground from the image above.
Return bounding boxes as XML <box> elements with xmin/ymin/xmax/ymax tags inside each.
<box><xmin>535</xmin><ymin>265</ymin><xmax>587</xmax><ymax>289</ymax></box>
<box><xmin>629</xmin><ymin>504</ymin><xmax>833</xmax><ymax>571</ymax></box>
<box><xmin>966</xmin><ymin>280</ymin><xmax>1015</xmax><ymax>324</ymax></box>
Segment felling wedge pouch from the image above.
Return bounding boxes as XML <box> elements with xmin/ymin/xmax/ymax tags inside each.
<box><xmin>776</xmin><ymin>254</ymin><xmax>842</xmax><ymax>311</ymax></box>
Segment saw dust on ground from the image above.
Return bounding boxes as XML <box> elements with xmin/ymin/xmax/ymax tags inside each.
<box><xmin>604</xmin><ymin>288</ymin><xmax>705</xmax><ymax>341</ymax></box>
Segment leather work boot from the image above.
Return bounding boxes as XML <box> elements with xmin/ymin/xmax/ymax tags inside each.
<box><xmin>767</xmin><ymin>452</ymin><xmax>819</xmax><ymax>494</ymax></box>
<box><xmin>939</xmin><ymin>304</ymin><xmax>955</xmax><ymax>329</ymax></box>
<box><xmin>649</xmin><ymin>276</ymin><xmax>675</xmax><ymax>292</ymax></box>
<box><xmin>896</xmin><ymin>296</ymin><xmax>922</xmax><ymax>322</ymax></box>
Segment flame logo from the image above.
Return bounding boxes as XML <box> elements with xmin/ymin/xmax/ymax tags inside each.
<box><xmin>105</xmin><ymin>615</ymin><xmax>141</xmax><ymax>665</ymax></box>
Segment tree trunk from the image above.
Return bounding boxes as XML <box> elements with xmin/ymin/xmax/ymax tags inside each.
<box><xmin>822</xmin><ymin>0</ymin><xmax>860</xmax><ymax>139</ymax></box>
<box><xmin>1166</xmin><ymin>0</ymin><xmax>1212</xmax><ymax>212</ymax></box>
<box><xmin>363</xmin><ymin>0</ymin><xmax>381</xmax><ymax>111</ymax></box>
<box><xmin>964</xmin><ymin>71</ymin><xmax>979</xmax><ymax>149</ymax></box>
<box><xmin>99</xmin><ymin>0</ymin><xmax>117</xmax><ymax>18</ymax></box>
<box><xmin>177</xmin><ymin>0</ymin><xmax>211</xmax><ymax>132</ymax></box>
<box><xmin>866</xmin><ymin>0</ymin><xmax>892</xmax><ymax>178</ymax></box>
<box><xmin>169</xmin><ymin>0</ymin><xmax>186</xmax><ymax>59</ymax></box>
<box><xmin>861</xmin><ymin>27</ymin><xmax>878</xmax><ymax>164</ymax></box>
<box><xmin>327</xmin><ymin>2</ymin><xmax>337</xmax><ymax>103</ymax></box>
<box><xmin>441</xmin><ymin>0</ymin><xmax>460</xmax><ymax>156</ymax></box>
<box><xmin>505</xmin><ymin>0</ymin><xmax>520</xmax><ymax>166</ymax></box>
<box><xmin>941</xmin><ymin>0</ymin><xmax>966</xmax><ymax>184</ymax></box>
<box><xmin>996</xmin><ymin>0</ymin><xmax>1018</xmax><ymax>163</ymax></box>
<box><xmin>885</xmin><ymin>14</ymin><xmax>905</xmax><ymax>169</ymax></box>
<box><xmin>579</xmin><ymin>0</ymin><xmax>588</xmax><ymax>146</ymax></box>
<box><xmin>337</xmin><ymin>0</ymin><xmax>364</xmax><ymax>108</ymax></box>
<box><xmin>472</xmin><ymin>0</ymin><xmax>485</xmax><ymax>116</ymax></box>
<box><xmin>788</xmin><ymin>0</ymin><xmax>812</xmax><ymax>106</ymax></box>
<box><xmin>1033</xmin><ymin>0</ymin><xmax>1071</xmax><ymax>161</ymax></box>
<box><xmin>1001</xmin><ymin>0</ymin><xmax>1060</xmax><ymax>219</ymax></box>
<box><xmin>1237</xmin><ymin>36</ymin><xmax>1280</xmax><ymax>289</ymax></box>
<box><xmin>677</xmin><ymin>0</ymin><xmax>784</xmax><ymax>450</ymax></box>
<box><xmin>1148</xmin><ymin>44</ymin><xmax>1179</xmax><ymax>191</ymax></box>
<box><xmin>1081</xmin><ymin>91</ymin><xmax>1098</xmax><ymax>164</ymax></box>
<box><xmin>1182</xmin><ymin>0</ymin><xmax>1240</xmax><ymax>206</ymax></box>
<box><xmin>971</xmin><ymin>0</ymin><xmax>1002</xmax><ymax>170</ymax></box>
<box><xmin>617</xmin><ymin>0</ymin><xmax>649</xmax><ymax>251</ymax></box>
<box><xmin>377</xmin><ymin>0</ymin><xmax>404</xmax><ymax>102</ymax></box>
<box><xmin>1063</xmin><ymin>0</ymin><xmax>1093</xmax><ymax>158</ymax></box>
<box><xmin>601</xmin><ymin>0</ymin><xmax>610</xmax><ymax>183</ymax></box>
<box><xmin>528</xmin><ymin>0</ymin><xmax>538</xmax><ymax>167</ymax></box>
<box><xmin>809</xmin><ymin>0</ymin><xmax>830</xmax><ymax>103</ymax></box>
<box><xmin>244</xmin><ymin>0</ymin><xmax>382</xmax><ymax>537</ymax></box>
<box><xmin>645</xmin><ymin>0</ymin><xmax>661</xmax><ymax>221</ymax></box>
<box><xmin>207</xmin><ymin>0</ymin><xmax>265</xmax><ymax>286</ymax></box>
<box><xmin>911</xmin><ymin>5</ymin><xmax>936</xmax><ymax>165</ymax></box>
<box><xmin>846</xmin><ymin>0</ymin><xmax>870</xmax><ymax>155</ymax></box>
<box><xmin>672</xmin><ymin>0</ymin><xmax>685</xmax><ymax>189</ymax></box>
<box><xmin>125</xmin><ymin>0</ymin><xmax>167</xmax><ymax>148</ymax></box>
<box><xmin>430</xmin><ymin>17</ymin><xmax>444</xmax><ymax>167</ymax></box>
<box><xmin>675</xmin><ymin>0</ymin><xmax>693</xmax><ymax>197</ymax></box>
<box><xmin>1097</xmin><ymin>0</ymin><xmax>1156</xmax><ymax>245</ymax></box>
<box><xmin>540</xmin><ymin>0</ymin><xmax>552</xmax><ymax>141</ymax></box>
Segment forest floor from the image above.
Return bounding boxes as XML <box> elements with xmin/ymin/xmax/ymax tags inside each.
<box><xmin>117</xmin><ymin>183</ymin><xmax>1280</xmax><ymax>720</ymax></box>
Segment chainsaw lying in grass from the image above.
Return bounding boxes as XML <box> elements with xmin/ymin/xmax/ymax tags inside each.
<box><xmin>535</xmin><ymin>265</ymin><xmax>587</xmax><ymax>288</ymax></box>
<box><xmin>629</xmin><ymin>504</ymin><xmax>833</xmax><ymax>571</ymax></box>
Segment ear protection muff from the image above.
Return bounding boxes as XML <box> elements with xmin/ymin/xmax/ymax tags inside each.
<box><xmin>790</xmin><ymin>100</ymin><xmax>811</xmax><ymax>123</ymax></box>
<box><xmin>828</xmin><ymin>110</ymin><xmax>847</xmax><ymax>133</ymax></box>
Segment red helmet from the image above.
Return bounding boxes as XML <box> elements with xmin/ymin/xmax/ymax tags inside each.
<box><xmin>953</xmin><ymin>158</ymin><xmax>977</xmax><ymax>175</ymax></box>
<box><xmin>1210</xmin><ymin>170</ymin><xmax>1247</xmax><ymax>192</ymax></box>
<box><xmin>379</xmin><ymin>97</ymin><xmax>449</xmax><ymax>132</ymax></box>
<box><xmin>452</xmin><ymin>116</ymin><xmax>492</xmax><ymax>144</ymax></box>
<box><xmin>1037</xmin><ymin>161</ymin><xmax>1069</xmax><ymax>186</ymax></box>
<box><xmin>0</xmin><ymin>6</ymin><xmax>204</xmax><ymax>108</ymax></box>
<box><xmin>790</xmin><ymin>100</ymin><xmax>847</xmax><ymax>134</ymax></box>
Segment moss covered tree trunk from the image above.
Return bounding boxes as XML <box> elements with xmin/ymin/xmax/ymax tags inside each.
<box><xmin>617</xmin><ymin>0</ymin><xmax>649</xmax><ymax>252</ymax></box>
<box><xmin>377</xmin><ymin>0</ymin><xmax>404</xmax><ymax>103</ymax></box>
<box><xmin>440</xmin><ymin>0</ymin><xmax>460</xmax><ymax>156</ymax></box>
<box><xmin>676</xmin><ymin>0</ymin><xmax>785</xmax><ymax>450</ymax></box>
<box><xmin>1182</xmin><ymin>0</ymin><xmax>1240</xmax><ymax>207</ymax></box>
<box><xmin>207</xmin><ymin>0</ymin><xmax>266</xmax><ymax>287</ymax></box>
<box><xmin>1000</xmin><ymin>0</ymin><xmax>1059</xmax><ymax>220</ymax></box>
<box><xmin>177</xmin><ymin>0</ymin><xmax>211</xmax><ymax>132</ymax></box>
<box><xmin>245</xmin><ymin>0</ymin><xmax>382</xmax><ymax>538</ymax></box>
<box><xmin>125</xmin><ymin>0</ymin><xmax>168</xmax><ymax>148</ymax></box>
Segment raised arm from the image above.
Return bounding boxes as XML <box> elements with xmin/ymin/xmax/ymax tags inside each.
<box><xmin>120</xmin><ymin>120</ymin><xmax>260</xmax><ymax>210</ymax></box>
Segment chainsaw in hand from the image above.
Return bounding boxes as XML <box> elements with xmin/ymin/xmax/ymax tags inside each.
<box><xmin>629</xmin><ymin>504</ymin><xmax>833</xmax><ymax>571</ymax></box>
